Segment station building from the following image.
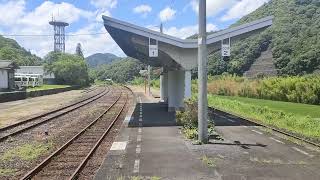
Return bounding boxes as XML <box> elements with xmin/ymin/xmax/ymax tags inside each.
<box><xmin>0</xmin><ymin>60</ymin><xmax>19</xmax><ymax>92</ymax></box>
<box><xmin>16</xmin><ymin>66</ymin><xmax>55</xmax><ymax>84</ymax></box>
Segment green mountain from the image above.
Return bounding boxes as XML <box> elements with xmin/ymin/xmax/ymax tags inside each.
<box><xmin>0</xmin><ymin>35</ymin><xmax>42</xmax><ymax>65</ymax></box>
<box><xmin>207</xmin><ymin>0</ymin><xmax>320</xmax><ymax>76</ymax></box>
<box><xmin>85</xmin><ymin>53</ymin><xmax>119</xmax><ymax>68</ymax></box>
<box><xmin>90</xmin><ymin>57</ymin><xmax>144</xmax><ymax>83</ymax></box>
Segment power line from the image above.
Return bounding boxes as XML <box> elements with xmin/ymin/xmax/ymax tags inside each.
<box><xmin>1</xmin><ymin>32</ymin><xmax>108</xmax><ymax>37</ymax></box>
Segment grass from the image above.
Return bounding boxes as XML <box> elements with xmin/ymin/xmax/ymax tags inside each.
<box><xmin>200</xmin><ymin>155</ymin><xmax>216</xmax><ymax>167</ymax></box>
<box><xmin>218</xmin><ymin>95</ymin><xmax>320</xmax><ymax>118</ymax></box>
<box><xmin>1</xmin><ymin>141</ymin><xmax>52</xmax><ymax>162</ymax></box>
<box><xmin>0</xmin><ymin>168</ymin><xmax>17</xmax><ymax>176</ymax></box>
<box><xmin>208</xmin><ymin>95</ymin><xmax>320</xmax><ymax>141</ymax></box>
<box><xmin>27</xmin><ymin>84</ymin><xmax>70</xmax><ymax>92</ymax></box>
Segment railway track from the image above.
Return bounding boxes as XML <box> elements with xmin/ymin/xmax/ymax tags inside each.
<box><xmin>0</xmin><ymin>87</ymin><xmax>110</xmax><ymax>142</ymax></box>
<box><xmin>211</xmin><ymin>107</ymin><xmax>320</xmax><ymax>148</ymax></box>
<box><xmin>20</xmin><ymin>87</ymin><xmax>129</xmax><ymax>180</ymax></box>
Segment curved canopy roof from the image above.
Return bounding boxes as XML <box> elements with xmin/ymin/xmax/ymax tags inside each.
<box><xmin>103</xmin><ymin>16</ymin><xmax>273</xmax><ymax>70</ymax></box>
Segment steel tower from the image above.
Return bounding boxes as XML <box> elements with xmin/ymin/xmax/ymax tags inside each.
<box><xmin>49</xmin><ymin>21</ymin><xmax>69</xmax><ymax>52</ymax></box>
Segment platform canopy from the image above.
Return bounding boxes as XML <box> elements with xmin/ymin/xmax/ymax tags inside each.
<box><xmin>103</xmin><ymin>16</ymin><xmax>273</xmax><ymax>71</ymax></box>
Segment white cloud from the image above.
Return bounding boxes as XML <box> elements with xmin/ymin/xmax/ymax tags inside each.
<box><xmin>159</xmin><ymin>7</ymin><xmax>176</xmax><ymax>22</ymax></box>
<box><xmin>90</xmin><ymin>0</ymin><xmax>117</xmax><ymax>9</ymax></box>
<box><xmin>148</xmin><ymin>24</ymin><xmax>218</xmax><ymax>39</ymax></box>
<box><xmin>0</xmin><ymin>0</ymin><xmax>26</xmax><ymax>26</ymax></box>
<box><xmin>133</xmin><ymin>4</ymin><xmax>152</xmax><ymax>17</ymax></box>
<box><xmin>190</xmin><ymin>0</ymin><xmax>236</xmax><ymax>17</ymax></box>
<box><xmin>0</xmin><ymin>1</ymin><xmax>123</xmax><ymax>57</ymax></box>
<box><xmin>221</xmin><ymin>0</ymin><xmax>270</xmax><ymax>21</ymax></box>
<box><xmin>65</xmin><ymin>25</ymin><xmax>124</xmax><ymax>57</ymax></box>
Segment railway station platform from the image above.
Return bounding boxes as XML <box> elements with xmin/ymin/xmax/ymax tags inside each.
<box><xmin>94</xmin><ymin>88</ymin><xmax>216</xmax><ymax>180</ymax></box>
<box><xmin>95</xmin><ymin>86</ymin><xmax>320</xmax><ymax>180</ymax></box>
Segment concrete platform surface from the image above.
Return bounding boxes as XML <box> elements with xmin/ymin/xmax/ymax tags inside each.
<box><xmin>95</xmin><ymin>88</ymin><xmax>320</xmax><ymax>180</ymax></box>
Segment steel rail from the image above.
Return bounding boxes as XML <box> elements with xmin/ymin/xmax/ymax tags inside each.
<box><xmin>20</xmin><ymin>88</ymin><xmax>127</xmax><ymax>180</ymax></box>
<box><xmin>0</xmin><ymin>86</ymin><xmax>107</xmax><ymax>132</ymax></box>
<box><xmin>0</xmin><ymin>87</ymin><xmax>110</xmax><ymax>142</ymax></box>
<box><xmin>211</xmin><ymin>107</ymin><xmax>320</xmax><ymax>148</ymax></box>
<box><xmin>69</xmin><ymin>93</ymin><xmax>128</xmax><ymax>180</ymax></box>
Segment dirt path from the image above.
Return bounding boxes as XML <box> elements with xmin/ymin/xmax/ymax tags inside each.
<box><xmin>0</xmin><ymin>87</ymin><xmax>98</xmax><ymax>128</ymax></box>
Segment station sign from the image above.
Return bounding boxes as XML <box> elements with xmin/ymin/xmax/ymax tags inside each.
<box><xmin>221</xmin><ymin>44</ymin><xmax>230</xmax><ymax>57</ymax></box>
<box><xmin>139</xmin><ymin>70</ymin><xmax>148</xmax><ymax>76</ymax></box>
<box><xmin>149</xmin><ymin>38</ymin><xmax>158</xmax><ymax>57</ymax></box>
<box><xmin>221</xmin><ymin>38</ymin><xmax>231</xmax><ymax>57</ymax></box>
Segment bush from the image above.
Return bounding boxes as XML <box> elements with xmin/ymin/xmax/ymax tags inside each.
<box><xmin>207</xmin><ymin>74</ymin><xmax>320</xmax><ymax>105</ymax></box>
<box><xmin>176</xmin><ymin>98</ymin><xmax>215</xmax><ymax>140</ymax></box>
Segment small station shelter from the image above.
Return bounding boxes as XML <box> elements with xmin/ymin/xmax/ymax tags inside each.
<box><xmin>103</xmin><ymin>16</ymin><xmax>273</xmax><ymax>111</ymax></box>
<box><xmin>0</xmin><ymin>60</ymin><xmax>19</xmax><ymax>91</ymax></box>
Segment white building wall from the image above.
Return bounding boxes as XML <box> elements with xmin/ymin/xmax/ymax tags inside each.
<box><xmin>0</xmin><ymin>69</ymin><xmax>8</xmax><ymax>89</ymax></box>
<box><xmin>16</xmin><ymin>66</ymin><xmax>55</xmax><ymax>79</ymax></box>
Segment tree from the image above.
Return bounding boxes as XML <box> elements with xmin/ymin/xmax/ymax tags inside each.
<box><xmin>75</xmin><ymin>43</ymin><xmax>84</xmax><ymax>58</ymax></box>
<box><xmin>44</xmin><ymin>52</ymin><xmax>89</xmax><ymax>86</ymax></box>
<box><xmin>91</xmin><ymin>57</ymin><xmax>143</xmax><ymax>83</ymax></box>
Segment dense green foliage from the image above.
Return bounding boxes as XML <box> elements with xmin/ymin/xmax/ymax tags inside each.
<box><xmin>208</xmin><ymin>74</ymin><xmax>320</xmax><ymax>105</ymax></box>
<box><xmin>0</xmin><ymin>35</ymin><xmax>42</xmax><ymax>65</ymax></box>
<box><xmin>207</xmin><ymin>0</ymin><xmax>320</xmax><ymax>76</ymax></box>
<box><xmin>217</xmin><ymin>95</ymin><xmax>320</xmax><ymax>118</ymax></box>
<box><xmin>208</xmin><ymin>95</ymin><xmax>320</xmax><ymax>141</ymax></box>
<box><xmin>85</xmin><ymin>53</ymin><xmax>119</xmax><ymax>68</ymax></box>
<box><xmin>90</xmin><ymin>57</ymin><xmax>143</xmax><ymax>83</ymax></box>
<box><xmin>44</xmin><ymin>52</ymin><xmax>90</xmax><ymax>86</ymax></box>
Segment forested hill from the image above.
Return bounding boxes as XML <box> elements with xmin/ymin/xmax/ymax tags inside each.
<box><xmin>0</xmin><ymin>35</ymin><xmax>42</xmax><ymax>65</ymax></box>
<box><xmin>86</xmin><ymin>53</ymin><xmax>119</xmax><ymax>68</ymax></box>
<box><xmin>208</xmin><ymin>0</ymin><xmax>320</xmax><ymax>76</ymax></box>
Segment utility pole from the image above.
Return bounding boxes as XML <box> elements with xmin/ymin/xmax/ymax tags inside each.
<box><xmin>198</xmin><ymin>0</ymin><xmax>208</xmax><ymax>143</ymax></box>
<box><xmin>148</xmin><ymin>65</ymin><xmax>151</xmax><ymax>96</ymax></box>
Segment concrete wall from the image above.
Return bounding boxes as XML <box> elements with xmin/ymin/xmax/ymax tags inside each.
<box><xmin>0</xmin><ymin>86</ymin><xmax>79</xmax><ymax>103</ymax></box>
<box><xmin>0</xmin><ymin>69</ymin><xmax>8</xmax><ymax>89</ymax></box>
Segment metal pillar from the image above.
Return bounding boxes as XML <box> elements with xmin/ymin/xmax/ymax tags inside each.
<box><xmin>198</xmin><ymin>0</ymin><xmax>208</xmax><ymax>143</ymax></box>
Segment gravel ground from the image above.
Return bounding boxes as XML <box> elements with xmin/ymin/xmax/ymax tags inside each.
<box><xmin>0</xmin><ymin>86</ymin><xmax>102</xmax><ymax>128</ymax></box>
<box><xmin>0</xmin><ymin>86</ymin><xmax>121</xmax><ymax>179</ymax></box>
<box><xmin>78</xmin><ymin>89</ymin><xmax>134</xmax><ymax>180</ymax></box>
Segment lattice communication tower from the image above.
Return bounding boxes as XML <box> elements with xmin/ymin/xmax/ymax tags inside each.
<box><xmin>49</xmin><ymin>20</ymin><xmax>69</xmax><ymax>52</ymax></box>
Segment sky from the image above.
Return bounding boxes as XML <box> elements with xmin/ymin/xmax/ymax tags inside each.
<box><xmin>0</xmin><ymin>0</ymin><xmax>270</xmax><ymax>58</ymax></box>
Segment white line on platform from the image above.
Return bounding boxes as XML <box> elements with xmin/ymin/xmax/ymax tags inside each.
<box><xmin>139</xmin><ymin>97</ymin><xmax>142</xmax><ymax>104</ymax></box>
<box><xmin>136</xmin><ymin>144</ymin><xmax>141</xmax><ymax>154</ymax></box>
<box><xmin>138</xmin><ymin>128</ymin><xmax>142</xmax><ymax>133</ymax></box>
<box><xmin>251</xmin><ymin>130</ymin><xmax>263</xmax><ymax>135</ymax></box>
<box><xmin>227</xmin><ymin>119</ymin><xmax>236</xmax><ymax>123</ymax></box>
<box><xmin>292</xmin><ymin>147</ymin><xmax>314</xmax><ymax>157</ymax></box>
<box><xmin>242</xmin><ymin>126</ymin><xmax>249</xmax><ymax>128</ymax></box>
<box><xmin>110</xmin><ymin>141</ymin><xmax>127</xmax><ymax>151</ymax></box>
<box><xmin>269</xmin><ymin>137</ymin><xmax>285</xmax><ymax>144</ymax></box>
<box><xmin>137</xmin><ymin>134</ymin><xmax>142</xmax><ymax>142</ymax></box>
<box><xmin>133</xmin><ymin>159</ymin><xmax>140</xmax><ymax>173</ymax></box>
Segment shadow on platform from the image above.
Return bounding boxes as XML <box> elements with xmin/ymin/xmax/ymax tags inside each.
<box><xmin>209</xmin><ymin>109</ymin><xmax>260</xmax><ymax>127</ymax></box>
<box><xmin>128</xmin><ymin>102</ymin><xmax>177</xmax><ymax>127</ymax></box>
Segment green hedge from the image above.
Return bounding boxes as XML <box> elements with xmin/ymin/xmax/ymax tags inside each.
<box><xmin>208</xmin><ymin>75</ymin><xmax>320</xmax><ymax>105</ymax></box>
